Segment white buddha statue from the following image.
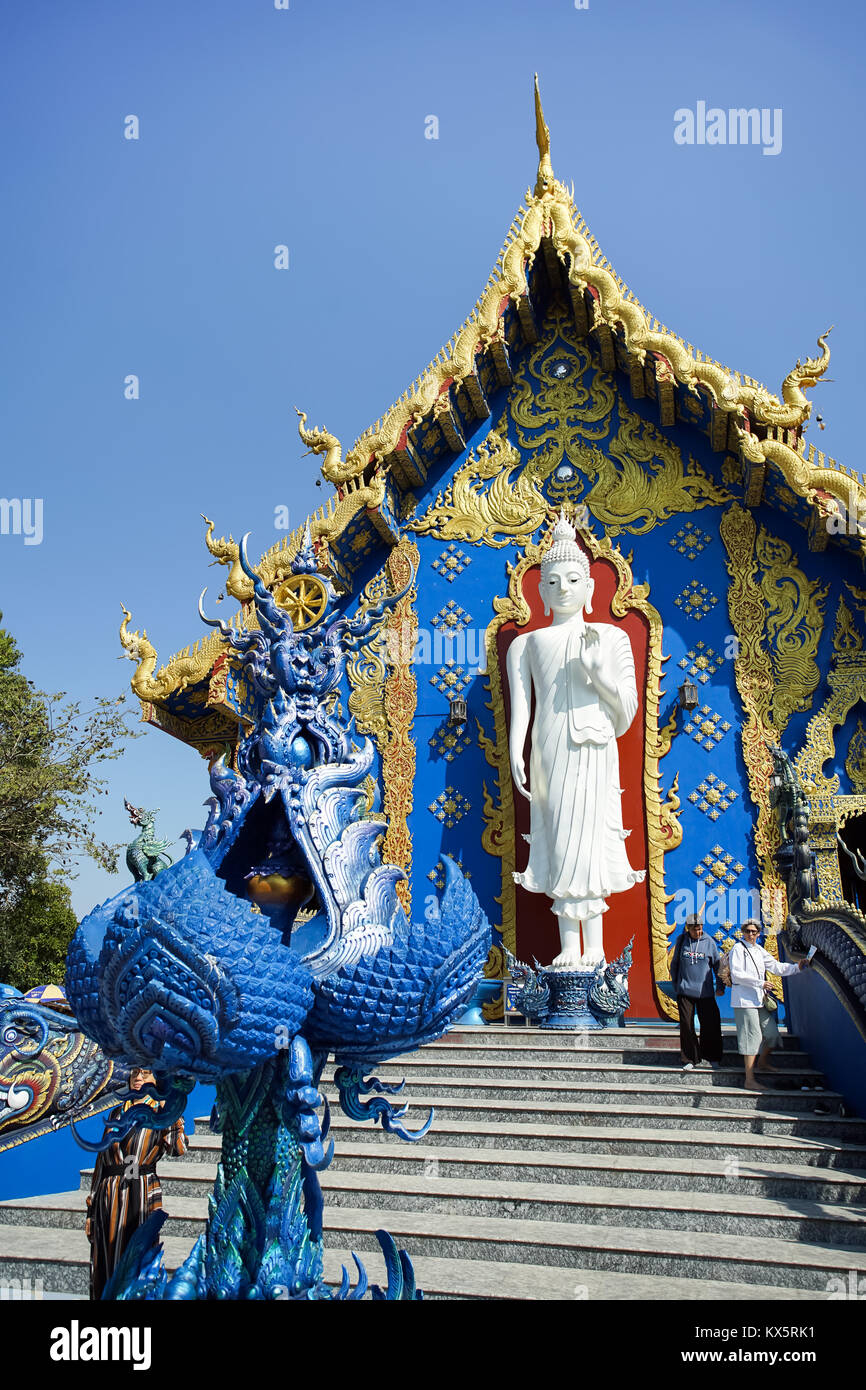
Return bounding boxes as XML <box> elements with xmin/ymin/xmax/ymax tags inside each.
<box><xmin>506</xmin><ymin>516</ymin><xmax>645</xmax><ymax>970</ymax></box>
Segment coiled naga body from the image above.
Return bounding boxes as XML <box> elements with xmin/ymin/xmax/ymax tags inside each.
<box><xmin>65</xmin><ymin>532</ymin><xmax>490</xmax><ymax>1299</ymax></box>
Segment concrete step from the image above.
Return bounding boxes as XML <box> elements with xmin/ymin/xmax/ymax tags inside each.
<box><xmin>317</xmin><ymin>1206</ymin><xmax>866</xmax><ymax>1291</ymax></box>
<box><xmin>411</xmin><ymin>1043</ymin><xmax>812</xmax><ymax>1069</ymax></box>
<box><xmin>23</xmin><ymin>1174</ymin><xmax>866</xmax><ymax>1251</ymax></box>
<box><xmin>319</xmin><ymin>1075</ymin><xmax>842</xmax><ymax>1113</ymax></box>
<box><xmin>439</xmin><ymin>1025</ymin><xmax>804</xmax><ymax>1051</ymax></box>
<box><xmin>20</xmin><ymin>1178</ymin><xmax>866</xmax><ymax>1246</ymax></box>
<box><xmin>206</xmin><ymin>1117</ymin><xmax>865</xmax><ymax>1167</ymax></box>
<box><xmin>317</xmin><ymin>1175</ymin><xmax>866</xmax><ymax>1245</ymax></box>
<box><xmin>361</xmin><ymin>1058</ymin><xmax>825</xmax><ymax>1083</ymax></box>
<box><xmin>318</xmin><ymin>1249</ymin><xmax>823</xmax><ymax>1301</ymax></box>
<box><xmin>0</xmin><ymin>1221</ymin><xmax>827</xmax><ymax>1301</ymax></box>
<box><xmin>0</xmin><ymin>1224</ymin><xmax>196</xmax><ymax>1298</ymax></box>
<box><xmin>5</xmin><ymin>1017</ymin><xmax>856</xmax><ymax>1301</ymax></box>
<box><xmin>307</xmin><ymin>1093</ymin><xmax>866</xmax><ymax>1141</ymax></box>
<box><xmin>152</xmin><ymin>1145</ymin><xmax>866</xmax><ymax>1205</ymax></box>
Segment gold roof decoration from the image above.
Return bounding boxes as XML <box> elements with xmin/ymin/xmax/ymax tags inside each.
<box><xmin>310</xmin><ymin>77</ymin><xmax>855</xmax><ymax>553</ymax></box>
<box><xmin>123</xmin><ymin>79</ymin><xmax>862</xmax><ymax>728</ymax></box>
<box><xmin>533</xmin><ymin>72</ymin><xmax>559</xmax><ymax>198</ymax></box>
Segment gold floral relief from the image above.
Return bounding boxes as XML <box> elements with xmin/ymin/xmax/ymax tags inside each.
<box><xmin>583</xmin><ymin>401</ymin><xmax>730</xmax><ymax>537</ymax></box>
<box><xmin>754</xmin><ymin>527</ymin><xmax>828</xmax><ymax>736</ymax></box>
<box><xmin>409</xmin><ymin>422</ymin><xmax>549</xmax><ymax>548</ymax></box>
<box><xmin>792</xmin><ymin>592</ymin><xmax>866</xmax><ymax>903</ymax></box>
<box><xmin>845</xmin><ymin>720</ymin><xmax>866</xmax><ymax>793</ymax></box>
<box><xmin>509</xmin><ymin>306</ymin><xmax>616</xmax><ymax>469</ymax></box>
<box><xmin>479</xmin><ymin>509</ymin><xmax>678</xmax><ymax>1020</ymax></box>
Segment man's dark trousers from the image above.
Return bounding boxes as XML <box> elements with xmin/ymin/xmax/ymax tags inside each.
<box><xmin>677</xmin><ymin>994</ymin><xmax>722</xmax><ymax>1065</ymax></box>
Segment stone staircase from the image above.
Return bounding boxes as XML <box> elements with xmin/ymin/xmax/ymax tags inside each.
<box><xmin>3</xmin><ymin>1025</ymin><xmax>866</xmax><ymax>1300</ymax></box>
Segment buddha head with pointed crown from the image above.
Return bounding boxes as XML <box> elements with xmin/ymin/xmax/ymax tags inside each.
<box><xmin>539</xmin><ymin>515</ymin><xmax>594</xmax><ymax>618</ymax></box>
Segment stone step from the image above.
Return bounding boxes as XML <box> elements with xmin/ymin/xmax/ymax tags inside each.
<box><xmin>311</xmin><ymin>1093</ymin><xmax>866</xmax><ymax>1141</ymax></box>
<box><xmin>145</xmin><ymin>1145</ymin><xmax>866</xmax><ymax>1205</ymax></box>
<box><xmin>0</xmin><ymin>1224</ymin><xmax>194</xmax><ymax>1298</ymax></box>
<box><xmin>318</xmin><ymin>1249</ymin><xmax>821</xmax><ymax>1301</ymax></box>
<box><xmin>318</xmin><ymin>1176</ymin><xmax>866</xmax><ymax>1245</ymax></box>
<box><xmin>439</xmin><ymin>1025</ymin><xmax>804</xmax><ymax>1051</ymax></box>
<box><xmin>18</xmin><ymin>1174</ymin><xmax>866</xmax><ymax>1247</ymax></box>
<box><xmin>319</xmin><ymin>1075</ymin><xmax>841</xmax><ymax>1113</ymax></box>
<box><xmin>0</xmin><ymin>1222</ymin><xmax>826</xmax><ymax>1301</ymax></box>
<box><xmin>360</xmin><ymin>1058</ymin><xmax>824</xmax><ymax>1083</ymax></box>
<box><xmin>203</xmin><ymin>1117</ymin><xmax>865</xmax><ymax>1166</ymax></box>
<box><xmin>315</xmin><ymin>1207</ymin><xmax>866</xmax><ymax>1291</ymax></box>
<box><xmin>410</xmin><ymin>1043</ymin><xmax>812</xmax><ymax>1068</ymax></box>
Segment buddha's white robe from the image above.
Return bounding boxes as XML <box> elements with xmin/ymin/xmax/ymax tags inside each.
<box><xmin>513</xmin><ymin>616</ymin><xmax>644</xmax><ymax>920</ymax></box>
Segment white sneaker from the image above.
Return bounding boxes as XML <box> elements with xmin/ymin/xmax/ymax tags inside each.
<box><xmin>682</xmin><ymin>1062</ymin><xmax>694</xmax><ymax>1071</ymax></box>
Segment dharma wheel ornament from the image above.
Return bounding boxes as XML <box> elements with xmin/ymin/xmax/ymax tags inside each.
<box><xmin>274</xmin><ymin>572</ymin><xmax>329</xmax><ymax>629</ymax></box>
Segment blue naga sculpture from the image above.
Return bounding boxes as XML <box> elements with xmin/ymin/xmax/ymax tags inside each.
<box><xmin>65</xmin><ymin>530</ymin><xmax>490</xmax><ymax>1299</ymax></box>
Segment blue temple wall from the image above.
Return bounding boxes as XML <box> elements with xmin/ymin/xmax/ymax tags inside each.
<box><xmin>325</xmin><ymin>298</ymin><xmax>864</xmax><ymax>1025</ymax></box>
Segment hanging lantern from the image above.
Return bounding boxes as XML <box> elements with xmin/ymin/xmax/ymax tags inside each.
<box><xmin>448</xmin><ymin>694</ymin><xmax>468</xmax><ymax>728</ymax></box>
<box><xmin>678</xmin><ymin>678</ymin><xmax>699</xmax><ymax>711</ymax></box>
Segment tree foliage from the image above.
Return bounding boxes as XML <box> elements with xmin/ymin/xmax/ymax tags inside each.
<box><xmin>0</xmin><ymin>615</ymin><xmax>140</xmax><ymax>987</ymax></box>
<box><xmin>0</xmin><ymin>874</ymin><xmax>80</xmax><ymax>990</ymax></box>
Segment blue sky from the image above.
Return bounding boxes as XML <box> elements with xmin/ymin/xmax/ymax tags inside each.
<box><xmin>1</xmin><ymin>0</ymin><xmax>863</xmax><ymax>920</ymax></box>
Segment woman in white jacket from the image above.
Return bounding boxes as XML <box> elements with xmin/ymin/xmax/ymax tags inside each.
<box><xmin>729</xmin><ymin>921</ymin><xmax>809</xmax><ymax>1091</ymax></box>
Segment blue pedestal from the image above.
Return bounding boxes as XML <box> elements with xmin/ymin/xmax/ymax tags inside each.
<box><xmin>539</xmin><ymin>969</ymin><xmax>604</xmax><ymax>1031</ymax></box>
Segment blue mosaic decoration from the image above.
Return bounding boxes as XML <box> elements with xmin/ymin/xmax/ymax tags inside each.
<box><xmin>65</xmin><ymin>529</ymin><xmax>490</xmax><ymax>1299</ymax></box>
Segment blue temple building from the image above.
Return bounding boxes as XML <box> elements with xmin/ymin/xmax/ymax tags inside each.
<box><xmin>114</xmin><ymin>80</ymin><xmax>866</xmax><ymax>1113</ymax></box>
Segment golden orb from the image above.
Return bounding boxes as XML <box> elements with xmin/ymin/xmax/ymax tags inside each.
<box><xmin>246</xmin><ymin>873</ymin><xmax>310</xmax><ymax>907</ymax></box>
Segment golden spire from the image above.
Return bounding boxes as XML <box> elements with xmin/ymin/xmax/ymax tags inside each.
<box><xmin>534</xmin><ymin>73</ymin><xmax>555</xmax><ymax>195</ymax></box>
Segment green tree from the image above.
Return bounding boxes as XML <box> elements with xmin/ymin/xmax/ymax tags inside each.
<box><xmin>0</xmin><ymin>616</ymin><xmax>139</xmax><ymax>989</ymax></box>
<box><xmin>0</xmin><ymin>872</ymin><xmax>79</xmax><ymax>988</ymax></box>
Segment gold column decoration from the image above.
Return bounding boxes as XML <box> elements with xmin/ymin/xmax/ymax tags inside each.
<box><xmin>346</xmin><ymin>570</ymin><xmax>389</xmax><ymax>743</ymax></box>
<box><xmin>794</xmin><ymin>593</ymin><xmax>866</xmax><ymax>902</ymax></box>
<box><xmin>344</xmin><ymin>544</ymin><xmax>420</xmax><ymax>914</ymax></box>
<box><xmin>718</xmin><ymin>504</ymin><xmax>786</xmax><ymax>933</ymax></box>
<box><xmin>380</xmin><ymin>540</ymin><xmax>420</xmax><ymax>916</ymax></box>
<box><xmin>480</xmin><ymin>509</ymin><xmax>678</xmax><ymax>1020</ymax></box>
<box><xmin>755</xmin><ymin>527</ymin><xmax>828</xmax><ymax>734</ymax></box>
<box><xmin>482</xmin><ymin>943</ymin><xmax>507</xmax><ymax>1022</ymax></box>
<box><xmin>660</xmin><ymin>772</ymin><xmax>684</xmax><ymax>852</ymax></box>
<box><xmin>846</xmin><ymin>720</ymin><xmax>866</xmax><ymax>792</ymax></box>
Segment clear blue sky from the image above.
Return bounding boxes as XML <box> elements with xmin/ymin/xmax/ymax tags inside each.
<box><xmin>1</xmin><ymin>0</ymin><xmax>863</xmax><ymax>920</ymax></box>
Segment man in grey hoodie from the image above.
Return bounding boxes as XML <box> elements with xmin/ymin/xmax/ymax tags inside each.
<box><xmin>671</xmin><ymin>913</ymin><xmax>725</xmax><ymax>1072</ymax></box>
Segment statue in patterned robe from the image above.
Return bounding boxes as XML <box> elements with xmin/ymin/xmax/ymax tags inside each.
<box><xmin>85</xmin><ymin>1069</ymin><xmax>187</xmax><ymax>1299</ymax></box>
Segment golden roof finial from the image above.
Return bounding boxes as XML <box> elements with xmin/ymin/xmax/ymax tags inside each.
<box><xmin>534</xmin><ymin>73</ymin><xmax>555</xmax><ymax>195</ymax></box>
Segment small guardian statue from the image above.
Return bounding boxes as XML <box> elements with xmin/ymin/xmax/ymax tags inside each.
<box><xmin>507</xmin><ymin>516</ymin><xmax>645</xmax><ymax>970</ymax></box>
<box><xmin>124</xmin><ymin>800</ymin><xmax>173</xmax><ymax>883</ymax></box>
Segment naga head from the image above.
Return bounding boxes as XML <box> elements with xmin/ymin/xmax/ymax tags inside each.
<box><xmin>0</xmin><ymin>986</ymin><xmax>130</xmax><ymax>1149</ymax></box>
